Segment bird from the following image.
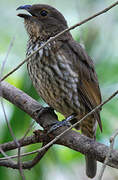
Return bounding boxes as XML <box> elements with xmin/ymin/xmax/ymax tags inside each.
<box><xmin>16</xmin><ymin>4</ymin><xmax>102</xmax><ymax>178</ymax></box>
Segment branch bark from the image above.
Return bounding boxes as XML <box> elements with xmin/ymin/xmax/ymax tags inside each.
<box><xmin>0</xmin><ymin>81</ymin><xmax>118</xmax><ymax>170</ymax></box>
<box><xmin>0</xmin><ymin>128</ymin><xmax>118</xmax><ymax>169</ymax></box>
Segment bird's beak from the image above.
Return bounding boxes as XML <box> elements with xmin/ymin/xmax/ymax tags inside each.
<box><xmin>16</xmin><ymin>5</ymin><xmax>32</xmax><ymax>11</ymax></box>
<box><xmin>16</xmin><ymin>5</ymin><xmax>32</xmax><ymax>18</ymax></box>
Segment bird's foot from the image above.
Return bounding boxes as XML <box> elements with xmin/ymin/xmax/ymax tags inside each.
<box><xmin>47</xmin><ymin>113</ymin><xmax>76</xmax><ymax>134</ymax></box>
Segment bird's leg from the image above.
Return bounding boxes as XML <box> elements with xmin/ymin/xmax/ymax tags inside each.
<box><xmin>47</xmin><ymin>113</ymin><xmax>77</xmax><ymax>133</ymax></box>
<box><xmin>34</xmin><ymin>107</ymin><xmax>77</xmax><ymax>133</ymax></box>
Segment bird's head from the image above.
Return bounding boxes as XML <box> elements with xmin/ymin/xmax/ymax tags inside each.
<box><xmin>17</xmin><ymin>4</ymin><xmax>68</xmax><ymax>41</ymax></box>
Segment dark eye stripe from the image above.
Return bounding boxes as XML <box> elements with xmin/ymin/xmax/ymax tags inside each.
<box><xmin>40</xmin><ymin>10</ymin><xmax>48</xmax><ymax>16</ymax></box>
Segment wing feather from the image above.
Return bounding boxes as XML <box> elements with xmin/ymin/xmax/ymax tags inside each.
<box><xmin>67</xmin><ymin>39</ymin><xmax>102</xmax><ymax>131</ymax></box>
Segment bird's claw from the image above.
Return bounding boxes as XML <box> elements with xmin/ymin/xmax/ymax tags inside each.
<box><xmin>47</xmin><ymin>113</ymin><xmax>76</xmax><ymax>134</ymax></box>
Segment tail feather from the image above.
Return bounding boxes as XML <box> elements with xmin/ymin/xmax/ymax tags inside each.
<box><xmin>81</xmin><ymin>116</ymin><xmax>97</xmax><ymax>178</ymax></box>
<box><xmin>85</xmin><ymin>155</ymin><xmax>97</xmax><ymax>178</ymax></box>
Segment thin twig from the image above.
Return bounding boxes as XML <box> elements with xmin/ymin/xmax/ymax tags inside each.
<box><xmin>0</xmin><ymin>147</ymin><xmax>18</xmax><ymax>168</ymax></box>
<box><xmin>17</xmin><ymin>147</ymin><xmax>26</xmax><ymax>180</ymax></box>
<box><xmin>0</xmin><ymin>98</ymin><xmax>25</xmax><ymax>179</ymax></box>
<box><xmin>0</xmin><ymin>147</ymin><xmax>14</xmax><ymax>163</ymax></box>
<box><xmin>98</xmin><ymin>129</ymin><xmax>118</xmax><ymax>180</ymax></box>
<box><xmin>0</xmin><ymin>37</ymin><xmax>19</xmax><ymax>146</ymax></box>
<box><xmin>0</xmin><ymin>36</ymin><xmax>15</xmax><ymax>76</ymax></box>
<box><xmin>0</xmin><ymin>1</ymin><xmax>118</xmax><ymax>82</ymax></box>
<box><xmin>0</xmin><ymin>37</ymin><xmax>25</xmax><ymax>180</ymax></box>
<box><xmin>21</xmin><ymin>121</ymin><xmax>35</xmax><ymax>141</ymax></box>
<box><xmin>0</xmin><ymin>142</ymin><xmax>52</xmax><ymax>169</ymax></box>
<box><xmin>16</xmin><ymin>122</ymin><xmax>35</xmax><ymax>179</ymax></box>
<box><xmin>0</xmin><ymin>100</ymin><xmax>19</xmax><ymax>149</ymax></box>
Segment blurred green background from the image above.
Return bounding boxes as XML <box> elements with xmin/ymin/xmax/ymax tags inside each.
<box><xmin>0</xmin><ymin>0</ymin><xmax>118</xmax><ymax>179</ymax></box>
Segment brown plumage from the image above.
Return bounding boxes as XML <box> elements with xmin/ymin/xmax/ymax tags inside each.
<box><xmin>17</xmin><ymin>4</ymin><xmax>102</xmax><ymax>178</ymax></box>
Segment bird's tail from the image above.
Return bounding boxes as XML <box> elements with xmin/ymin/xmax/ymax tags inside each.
<box><xmin>81</xmin><ymin>116</ymin><xmax>97</xmax><ymax>178</ymax></box>
<box><xmin>85</xmin><ymin>155</ymin><xmax>97</xmax><ymax>178</ymax></box>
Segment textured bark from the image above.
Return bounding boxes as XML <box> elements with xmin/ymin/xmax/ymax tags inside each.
<box><xmin>0</xmin><ymin>81</ymin><xmax>118</xmax><ymax>169</ymax></box>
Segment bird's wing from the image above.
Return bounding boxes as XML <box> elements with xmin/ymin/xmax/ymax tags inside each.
<box><xmin>67</xmin><ymin>39</ymin><xmax>102</xmax><ymax>131</ymax></box>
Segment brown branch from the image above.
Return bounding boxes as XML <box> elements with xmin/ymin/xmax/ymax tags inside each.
<box><xmin>0</xmin><ymin>1</ymin><xmax>118</xmax><ymax>82</ymax></box>
<box><xmin>1</xmin><ymin>130</ymin><xmax>118</xmax><ymax>170</ymax></box>
<box><xmin>0</xmin><ymin>81</ymin><xmax>58</xmax><ymax>128</ymax></box>
<box><xmin>0</xmin><ymin>135</ymin><xmax>41</xmax><ymax>153</ymax></box>
<box><xmin>1</xmin><ymin>81</ymin><xmax>118</xmax><ymax>170</ymax></box>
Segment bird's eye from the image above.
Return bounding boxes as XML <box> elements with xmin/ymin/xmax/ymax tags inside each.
<box><xmin>40</xmin><ymin>10</ymin><xmax>48</xmax><ymax>17</ymax></box>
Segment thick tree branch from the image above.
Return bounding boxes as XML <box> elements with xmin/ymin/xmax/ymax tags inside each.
<box><xmin>1</xmin><ymin>129</ymin><xmax>118</xmax><ymax>170</ymax></box>
<box><xmin>0</xmin><ymin>81</ymin><xmax>57</xmax><ymax>127</ymax></box>
<box><xmin>0</xmin><ymin>81</ymin><xmax>118</xmax><ymax>170</ymax></box>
